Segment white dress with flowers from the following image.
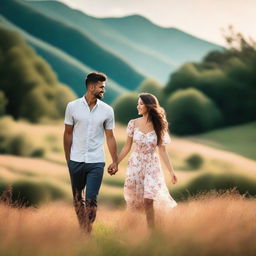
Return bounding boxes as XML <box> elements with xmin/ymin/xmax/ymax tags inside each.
<box><xmin>124</xmin><ymin>119</ymin><xmax>177</xmax><ymax>210</ymax></box>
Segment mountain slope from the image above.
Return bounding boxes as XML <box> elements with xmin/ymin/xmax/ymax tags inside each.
<box><xmin>26</xmin><ymin>0</ymin><xmax>177</xmax><ymax>83</ymax></box>
<box><xmin>26</xmin><ymin>0</ymin><xmax>222</xmax><ymax>83</ymax></box>
<box><xmin>0</xmin><ymin>0</ymin><xmax>144</xmax><ymax>90</ymax></box>
<box><xmin>0</xmin><ymin>16</ymin><xmax>127</xmax><ymax>103</ymax></box>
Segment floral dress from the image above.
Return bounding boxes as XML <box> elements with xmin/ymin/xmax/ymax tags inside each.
<box><xmin>124</xmin><ymin>119</ymin><xmax>177</xmax><ymax>210</ymax></box>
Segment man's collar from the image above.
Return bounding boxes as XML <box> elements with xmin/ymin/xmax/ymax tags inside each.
<box><xmin>82</xmin><ymin>96</ymin><xmax>99</xmax><ymax>108</ymax></box>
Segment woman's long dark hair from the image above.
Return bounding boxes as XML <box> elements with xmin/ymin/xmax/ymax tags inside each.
<box><xmin>139</xmin><ymin>93</ymin><xmax>168</xmax><ymax>145</ymax></box>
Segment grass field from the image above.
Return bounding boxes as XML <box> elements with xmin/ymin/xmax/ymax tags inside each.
<box><xmin>0</xmin><ymin>118</ymin><xmax>256</xmax><ymax>255</ymax></box>
<box><xmin>0</xmin><ymin>191</ymin><xmax>256</xmax><ymax>256</ymax></box>
<box><xmin>0</xmin><ymin>117</ymin><xmax>256</xmax><ymax>207</ymax></box>
<box><xmin>189</xmin><ymin>122</ymin><xmax>256</xmax><ymax>161</ymax></box>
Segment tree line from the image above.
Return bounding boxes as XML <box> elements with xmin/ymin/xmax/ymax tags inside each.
<box><xmin>113</xmin><ymin>27</ymin><xmax>256</xmax><ymax>135</ymax></box>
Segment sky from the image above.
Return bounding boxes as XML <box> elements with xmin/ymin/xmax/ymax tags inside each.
<box><xmin>36</xmin><ymin>0</ymin><xmax>256</xmax><ymax>46</ymax></box>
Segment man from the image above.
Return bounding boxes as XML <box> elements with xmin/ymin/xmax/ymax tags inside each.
<box><xmin>63</xmin><ymin>72</ymin><xmax>118</xmax><ymax>233</ymax></box>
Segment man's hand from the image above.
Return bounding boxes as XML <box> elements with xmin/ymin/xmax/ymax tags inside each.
<box><xmin>107</xmin><ymin>162</ymin><xmax>118</xmax><ymax>175</ymax></box>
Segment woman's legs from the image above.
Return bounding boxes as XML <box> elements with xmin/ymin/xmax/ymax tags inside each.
<box><xmin>144</xmin><ymin>198</ymin><xmax>155</xmax><ymax>229</ymax></box>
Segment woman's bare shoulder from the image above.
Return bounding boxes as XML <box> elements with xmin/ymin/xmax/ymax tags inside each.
<box><xmin>132</xmin><ymin>117</ymin><xmax>143</xmax><ymax>127</ymax></box>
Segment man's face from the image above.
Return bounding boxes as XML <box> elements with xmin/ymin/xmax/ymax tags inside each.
<box><xmin>92</xmin><ymin>81</ymin><xmax>106</xmax><ymax>99</ymax></box>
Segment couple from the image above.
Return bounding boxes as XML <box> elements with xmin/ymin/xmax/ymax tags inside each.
<box><xmin>64</xmin><ymin>72</ymin><xmax>177</xmax><ymax>233</ymax></box>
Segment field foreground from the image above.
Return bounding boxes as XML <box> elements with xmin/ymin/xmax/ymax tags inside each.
<box><xmin>0</xmin><ymin>191</ymin><xmax>256</xmax><ymax>256</ymax></box>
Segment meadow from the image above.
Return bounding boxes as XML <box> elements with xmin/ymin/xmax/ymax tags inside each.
<box><xmin>1</xmin><ymin>116</ymin><xmax>256</xmax><ymax>205</ymax></box>
<box><xmin>0</xmin><ymin>117</ymin><xmax>256</xmax><ymax>255</ymax></box>
<box><xmin>1</xmin><ymin>191</ymin><xmax>256</xmax><ymax>256</ymax></box>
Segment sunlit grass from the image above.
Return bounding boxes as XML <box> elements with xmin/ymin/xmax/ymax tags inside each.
<box><xmin>1</xmin><ymin>118</ymin><xmax>256</xmax><ymax>207</ymax></box>
<box><xmin>1</xmin><ymin>191</ymin><xmax>256</xmax><ymax>256</ymax></box>
<box><xmin>190</xmin><ymin>122</ymin><xmax>256</xmax><ymax>160</ymax></box>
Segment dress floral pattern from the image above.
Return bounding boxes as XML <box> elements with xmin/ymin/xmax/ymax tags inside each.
<box><xmin>124</xmin><ymin>119</ymin><xmax>177</xmax><ymax>210</ymax></box>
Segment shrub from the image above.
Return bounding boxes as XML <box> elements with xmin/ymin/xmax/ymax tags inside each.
<box><xmin>55</xmin><ymin>84</ymin><xmax>76</xmax><ymax>117</ymax></box>
<box><xmin>112</xmin><ymin>93</ymin><xmax>138</xmax><ymax>124</ymax></box>
<box><xmin>166</xmin><ymin>88</ymin><xmax>223</xmax><ymax>135</ymax></box>
<box><xmin>11</xmin><ymin>180</ymin><xmax>67</xmax><ymax>207</ymax></box>
<box><xmin>12</xmin><ymin>181</ymin><xmax>49</xmax><ymax>207</ymax></box>
<box><xmin>6</xmin><ymin>133</ymin><xmax>34</xmax><ymax>157</ymax></box>
<box><xmin>30</xmin><ymin>148</ymin><xmax>45</xmax><ymax>157</ymax></box>
<box><xmin>172</xmin><ymin>173</ymin><xmax>256</xmax><ymax>201</ymax></box>
<box><xmin>138</xmin><ymin>78</ymin><xmax>163</xmax><ymax>102</ymax></box>
<box><xmin>0</xmin><ymin>116</ymin><xmax>15</xmax><ymax>153</ymax></box>
<box><xmin>186</xmin><ymin>154</ymin><xmax>204</xmax><ymax>169</ymax></box>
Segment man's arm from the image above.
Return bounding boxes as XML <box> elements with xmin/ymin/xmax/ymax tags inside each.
<box><xmin>105</xmin><ymin>129</ymin><xmax>118</xmax><ymax>174</ymax></box>
<box><xmin>63</xmin><ymin>124</ymin><xmax>74</xmax><ymax>162</ymax></box>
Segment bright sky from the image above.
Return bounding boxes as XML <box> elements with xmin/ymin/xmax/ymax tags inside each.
<box><xmin>43</xmin><ymin>0</ymin><xmax>256</xmax><ymax>45</ymax></box>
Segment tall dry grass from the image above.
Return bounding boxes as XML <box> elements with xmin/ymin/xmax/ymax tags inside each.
<box><xmin>0</xmin><ymin>191</ymin><xmax>256</xmax><ymax>256</ymax></box>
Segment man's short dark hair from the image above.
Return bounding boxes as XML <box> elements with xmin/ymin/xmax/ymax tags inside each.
<box><xmin>85</xmin><ymin>72</ymin><xmax>107</xmax><ymax>88</ymax></box>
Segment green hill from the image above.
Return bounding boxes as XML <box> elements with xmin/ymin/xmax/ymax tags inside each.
<box><xmin>26</xmin><ymin>0</ymin><xmax>176</xmax><ymax>83</ymax></box>
<box><xmin>0</xmin><ymin>0</ymin><xmax>144</xmax><ymax>91</ymax></box>
<box><xmin>189</xmin><ymin>122</ymin><xmax>256</xmax><ymax>161</ymax></box>
<box><xmin>27</xmin><ymin>0</ymin><xmax>223</xmax><ymax>83</ymax></box>
<box><xmin>0</xmin><ymin>16</ymin><xmax>127</xmax><ymax>103</ymax></box>
<box><xmin>103</xmin><ymin>15</ymin><xmax>222</xmax><ymax>65</ymax></box>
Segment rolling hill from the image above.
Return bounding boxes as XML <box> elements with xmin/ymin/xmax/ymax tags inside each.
<box><xmin>189</xmin><ymin>122</ymin><xmax>256</xmax><ymax>161</ymax></box>
<box><xmin>26</xmin><ymin>0</ymin><xmax>223</xmax><ymax>83</ymax></box>
<box><xmin>0</xmin><ymin>0</ymin><xmax>145</xmax><ymax>91</ymax></box>
<box><xmin>0</xmin><ymin>16</ymin><xmax>127</xmax><ymax>103</ymax></box>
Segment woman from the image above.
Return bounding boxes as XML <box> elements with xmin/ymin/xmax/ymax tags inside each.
<box><xmin>117</xmin><ymin>93</ymin><xmax>177</xmax><ymax>228</ymax></box>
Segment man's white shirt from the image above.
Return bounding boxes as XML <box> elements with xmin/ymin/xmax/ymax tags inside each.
<box><xmin>64</xmin><ymin>97</ymin><xmax>115</xmax><ymax>163</ymax></box>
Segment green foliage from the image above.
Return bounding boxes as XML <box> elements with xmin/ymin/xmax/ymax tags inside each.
<box><xmin>30</xmin><ymin>148</ymin><xmax>45</xmax><ymax>158</ymax></box>
<box><xmin>6</xmin><ymin>134</ymin><xmax>35</xmax><ymax>157</ymax></box>
<box><xmin>172</xmin><ymin>173</ymin><xmax>256</xmax><ymax>201</ymax></box>
<box><xmin>11</xmin><ymin>180</ymin><xmax>66</xmax><ymax>207</ymax></box>
<box><xmin>0</xmin><ymin>25</ymin><xmax>76</xmax><ymax>122</ymax></box>
<box><xmin>187</xmin><ymin>173</ymin><xmax>256</xmax><ymax>196</ymax></box>
<box><xmin>166</xmin><ymin>88</ymin><xmax>222</xmax><ymax>135</ymax></box>
<box><xmin>54</xmin><ymin>84</ymin><xmax>77</xmax><ymax>116</ymax></box>
<box><xmin>138</xmin><ymin>78</ymin><xmax>164</xmax><ymax>102</ymax></box>
<box><xmin>165</xmin><ymin>28</ymin><xmax>256</xmax><ymax>128</ymax></box>
<box><xmin>1</xmin><ymin>0</ymin><xmax>144</xmax><ymax>91</ymax></box>
<box><xmin>186</xmin><ymin>154</ymin><xmax>204</xmax><ymax>169</ymax></box>
<box><xmin>0</xmin><ymin>117</ymin><xmax>45</xmax><ymax>157</ymax></box>
<box><xmin>0</xmin><ymin>91</ymin><xmax>8</xmax><ymax>116</ymax></box>
<box><xmin>113</xmin><ymin>93</ymin><xmax>138</xmax><ymax>124</ymax></box>
<box><xmin>0</xmin><ymin>116</ymin><xmax>15</xmax><ymax>154</ymax></box>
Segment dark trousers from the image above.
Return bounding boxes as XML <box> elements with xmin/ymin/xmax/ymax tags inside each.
<box><xmin>67</xmin><ymin>160</ymin><xmax>105</xmax><ymax>232</ymax></box>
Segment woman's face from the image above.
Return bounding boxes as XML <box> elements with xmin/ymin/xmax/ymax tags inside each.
<box><xmin>137</xmin><ymin>97</ymin><xmax>148</xmax><ymax>115</ymax></box>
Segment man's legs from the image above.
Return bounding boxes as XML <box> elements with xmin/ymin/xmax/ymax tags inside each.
<box><xmin>67</xmin><ymin>161</ymin><xmax>87</xmax><ymax>230</ymax></box>
<box><xmin>84</xmin><ymin>163</ymin><xmax>105</xmax><ymax>233</ymax></box>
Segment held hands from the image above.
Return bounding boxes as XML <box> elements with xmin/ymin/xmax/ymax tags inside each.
<box><xmin>108</xmin><ymin>162</ymin><xmax>118</xmax><ymax>175</ymax></box>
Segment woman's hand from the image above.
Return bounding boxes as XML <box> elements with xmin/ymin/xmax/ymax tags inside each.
<box><xmin>170</xmin><ymin>172</ymin><xmax>178</xmax><ymax>184</ymax></box>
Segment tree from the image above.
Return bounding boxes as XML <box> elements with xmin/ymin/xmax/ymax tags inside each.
<box><xmin>113</xmin><ymin>93</ymin><xmax>138</xmax><ymax>124</ymax></box>
<box><xmin>0</xmin><ymin>26</ymin><xmax>76</xmax><ymax>122</ymax></box>
<box><xmin>166</xmin><ymin>88</ymin><xmax>222</xmax><ymax>135</ymax></box>
<box><xmin>138</xmin><ymin>78</ymin><xmax>163</xmax><ymax>102</ymax></box>
<box><xmin>164</xmin><ymin>27</ymin><xmax>256</xmax><ymax>127</ymax></box>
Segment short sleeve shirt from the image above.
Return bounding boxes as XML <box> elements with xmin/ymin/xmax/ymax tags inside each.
<box><xmin>64</xmin><ymin>97</ymin><xmax>115</xmax><ymax>162</ymax></box>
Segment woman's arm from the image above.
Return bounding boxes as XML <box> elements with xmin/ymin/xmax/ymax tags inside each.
<box><xmin>158</xmin><ymin>145</ymin><xmax>177</xmax><ymax>184</ymax></box>
<box><xmin>117</xmin><ymin>136</ymin><xmax>133</xmax><ymax>164</ymax></box>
